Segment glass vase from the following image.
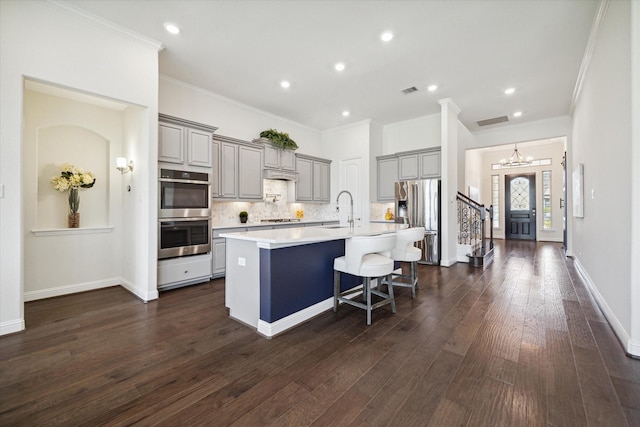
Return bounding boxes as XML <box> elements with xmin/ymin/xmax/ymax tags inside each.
<box><xmin>68</xmin><ymin>212</ymin><xmax>80</xmax><ymax>228</ymax></box>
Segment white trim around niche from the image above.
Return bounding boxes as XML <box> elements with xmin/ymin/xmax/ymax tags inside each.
<box><xmin>31</xmin><ymin>226</ymin><xmax>114</xmax><ymax>237</ymax></box>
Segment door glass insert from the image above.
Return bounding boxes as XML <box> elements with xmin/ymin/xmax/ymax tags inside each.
<box><xmin>510</xmin><ymin>177</ymin><xmax>530</xmax><ymax>211</ymax></box>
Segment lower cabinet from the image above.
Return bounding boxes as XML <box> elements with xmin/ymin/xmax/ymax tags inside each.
<box><xmin>157</xmin><ymin>253</ymin><xmax>212</xmax><ymax>290</ymax></box>
<box><xmin>212</xmin><ymin>237</ymin><xmax>227</xmax><ymax>278</ymax></box>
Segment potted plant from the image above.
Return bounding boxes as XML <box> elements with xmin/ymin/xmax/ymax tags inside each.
<box><xmin>239</xmin><ymin>211</ymin><xmax>248</xmax><ymax>223</ymax></box>
<box><xmin>259</xmin><ymin>129</ymin><xmax>298</xmax><ymax>150</ymax></box>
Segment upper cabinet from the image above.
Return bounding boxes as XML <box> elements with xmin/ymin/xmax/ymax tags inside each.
<box><xmin>212</xmin><ymin>135</ymin><xmax>263</xmax><ymax>201</ymax></box>
<box><xmin>376</xmin><ymin>147</ymin><xmax>441</xmax><ymax>201</ymax></box>
<box><xmin>377</xmin><ymin>155</ymin><xmax>398</xmax><ymax>201</ymax></box>
<box><xmin>295</xmin><ymin>154</ymin><xmax>331</xmax><ymax>203</ymax></box>
<box><xmin>259</xmin><ymin>139</ymin><xmax>296</xmax><ymax>171</ymax></box>
<box><xmin>419</xmin><ymin>150</ymin><xmax>441</xmax><ymax>178</ymax></box>
<box><xmin>158</xmin><ymin>114</ymin><xmax>218</xmax><ymax>169</ymax></box>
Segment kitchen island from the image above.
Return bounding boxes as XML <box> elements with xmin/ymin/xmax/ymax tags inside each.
<box><xmin>221</xmin><ymin>222</ymin><xmax>406</xmax><ymax>337</ymax></box>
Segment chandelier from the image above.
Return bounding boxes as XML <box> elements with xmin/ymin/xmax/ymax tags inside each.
<box><xmin>500</xmin><ymin>144</ymin><xmax>532</xmax><ymax>167</ymax></box>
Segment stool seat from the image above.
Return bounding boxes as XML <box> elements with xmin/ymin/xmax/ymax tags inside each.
<box><xmin>334</xmin><ymin>253</ymin><xmax>394</xmax><ymax>278</ymax></box>
<box><xmin>387</xmin><ymin>227</ymin><xmax>425</xmax><ymax>299</ymax></box>
<box><xmin>333</xmin><ymin>233</ymin><xmax>397</xmax><ymax>325</ymax></box>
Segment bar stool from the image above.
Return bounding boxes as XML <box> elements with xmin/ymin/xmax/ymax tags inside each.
<box><xmin>387</xmin><ymin>227</ymin><xmax>424</xmax><ymax>298</ymax></box>
<box><xmin>333</xmin><ymin>233</ymin><xmax>397</xmax><ymax>325</ymax></box>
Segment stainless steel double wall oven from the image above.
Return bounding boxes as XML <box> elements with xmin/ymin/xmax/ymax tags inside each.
<box><xmin>158</xmin><ymin>168</ymin><xmax>211</xmax><ymax>259</ymax></box>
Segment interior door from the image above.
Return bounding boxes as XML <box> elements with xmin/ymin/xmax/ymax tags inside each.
<box><xmin>340</xmin><ymin>156</ymin><xmax>362</xmax><ymax>221</ymax></box>
<box><xmin>562</xmin><ymin>152</ymin><xmax>567</xmax><ymax>253</ymax></box>
<box><xmin>505</xmin><ymin>173</ymin><xmax>536</xmax><ymax>240</ymax></box>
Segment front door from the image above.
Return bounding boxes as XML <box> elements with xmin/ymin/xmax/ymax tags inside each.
<box><xmin>505</xmin><ymin>173</ymin><xmax>536</xmax><ymax>240</ymax></box>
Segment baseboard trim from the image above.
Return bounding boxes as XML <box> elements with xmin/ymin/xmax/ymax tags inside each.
<box><xmin>24</xmin><ymin>278</ymin><xmax>121</xmax><ymax>302</ymax></box>
<box><xmin>119</xmin><ymin>279</ymin><xmax>159</xmax><ymax>303</ymax></box>
<box><xmin>24</xmin><ymin>278</ymin><xmax>159</xmax><ymax>304</ymax></box>
<box><xmin>574</xmin><ymin>258</ymin><xmax>638</xmax><ymax>357</ymax></box>
<box><xmin>257</xmin><ymin>298</ymin><xmax>334</xmax><ymax>338</ymax></box>
<box><xmin>0</xmin><ymin>318</ymin><xmax>25</xmax><ymax>336</ymax></box>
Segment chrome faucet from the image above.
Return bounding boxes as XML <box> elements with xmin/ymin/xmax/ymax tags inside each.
<box><xmin>336</xmin><ymin>190</ymin><xmax>354</xmax><ymax>231</ymax></box>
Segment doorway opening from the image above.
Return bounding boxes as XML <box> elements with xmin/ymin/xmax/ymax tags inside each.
<box><xmin>505</xmin><ymin>173</ymin><xmax>536</xmax><ymax>240</ymax></box>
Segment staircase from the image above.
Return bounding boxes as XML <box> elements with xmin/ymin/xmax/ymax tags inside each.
<box><xmin>456</xmin><ymin>192</ymin><xmax>494</xmax><ymax>268</ymax></box>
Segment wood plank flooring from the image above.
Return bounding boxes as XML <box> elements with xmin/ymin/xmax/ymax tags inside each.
<box><xmin>1</xmin><ymin>240</ymin><xmax>639</xmax><ymax>426</ymax></box>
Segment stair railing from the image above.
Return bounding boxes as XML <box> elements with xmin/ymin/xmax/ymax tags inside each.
<box><xmin>456</xmin><ymin>192</ymin><xmax>494</xmax><ymax>255</ymax></box>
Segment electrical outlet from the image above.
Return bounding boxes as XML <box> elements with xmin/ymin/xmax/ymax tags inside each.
<box><xmin>238</xmin><ymin>257</ymin><xmax>246</xmax><ymax>266</ymax></box>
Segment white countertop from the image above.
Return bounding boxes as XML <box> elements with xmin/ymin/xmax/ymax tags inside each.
<box><xmin>220</xmin><ymin>222</ymin><xmax>407</xmax><ymax>249</ymax></box>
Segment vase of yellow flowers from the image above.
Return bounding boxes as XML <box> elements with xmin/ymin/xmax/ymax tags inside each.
<box><xmin>51</xmin><ymin>163</ymin><xmax>96</xmax><ymax>228</ymax></box>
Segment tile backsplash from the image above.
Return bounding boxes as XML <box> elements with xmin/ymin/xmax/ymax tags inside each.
<box><xmin>212</xmin><ymin>180</ymin><xmax>339</xmax><ymax>224</ymax></box>
<box><xmin>212</xmin><ymin>180</ymin><xmax>397</xmax><ymax>225</ymax></box>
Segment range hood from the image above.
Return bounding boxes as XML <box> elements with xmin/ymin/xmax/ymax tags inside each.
<box><xmin>263</xmin><ymin>169</ymin><xmax>297</xmax><ymax>181</ymax></box>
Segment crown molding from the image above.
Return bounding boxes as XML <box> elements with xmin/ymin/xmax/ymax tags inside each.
<box><xmin>47</xmin><ymin>1</ymin><xmax>164</xmax><ymax>51</ymax></box>
<box><xmin>570</xmin><ymin>0</ymin><xmax>610</xmax><ymax>115</ymax></box>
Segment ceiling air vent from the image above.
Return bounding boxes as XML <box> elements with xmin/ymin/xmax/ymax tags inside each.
<box><xmin>477</xmin><ymin>115</ymin><xmax>509</xmax><ymax>127</ymax></box>
<box><xmin>401</xmin><ymin>86</ymin><xmax>418</xmax><ymax>94</ymax></box>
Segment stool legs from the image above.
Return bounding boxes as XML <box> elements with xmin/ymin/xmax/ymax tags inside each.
<box><xmin>387</xmin><ymin>273</ymin><xmax>396</xmax><ymax>313</ymax></box>
<box><xmin>410</xmin><ymin>261</ymin><xmax>417</xmax><ymax>299</ymax></box>
<box><xmin>333</xmin><ymin>270</ymin><xmax>340</xmax><ymax>312</ymax></box>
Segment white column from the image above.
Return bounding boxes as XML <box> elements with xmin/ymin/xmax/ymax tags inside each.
<box><xmin>629</xmin><ymin>0</ymin><xmax>640</xmax><ymax>357</ymax></box>
<box><xmin>438</xmin><ymin>98</ymin><xmax>461</xmax><ymax>267</ymax></box>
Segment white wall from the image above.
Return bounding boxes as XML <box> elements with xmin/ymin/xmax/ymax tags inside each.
<box><xmin>159</xmin><ymin>77</ymin><xmax>321</xmax><ymax>154</ymax></box>
<box><xmin>472</xmin><ymin>116</ymin><xmax>573</xmax><ymax>150</ymax></box>
<box><xmin>0</xmin><ymin>1</ymin><xmax>160</xmax><ymax>335</ymax></box>
<box><xmin>322</xmin><ymin>120</ymin><xmax>373</xmax><ymax>222</ymax></box>
<box><xmin>571</xmin><ymin>0</ymin><xmax>639</xmax><ymax>356</ymax></box>
<box><xmin>382</xmin><ymin>113</ymin><xmax>441</xmax><ymax>154</ymax></box>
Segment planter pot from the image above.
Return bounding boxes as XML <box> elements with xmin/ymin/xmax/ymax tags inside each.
<box><xmin>240</xmin><ymin>216</ymin><xmax>248</xmax><ymax>224</ymax></box>
<box><xmin>68</xmin><ymin>213</ymin><xmax>80</xmax><ymax>228</ymax></box>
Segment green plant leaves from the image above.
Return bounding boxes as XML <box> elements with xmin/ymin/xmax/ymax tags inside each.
<box><xmin>259</xmin><ymin>128</ymin><xmax>298</xmax><ymax>150</ymax></box>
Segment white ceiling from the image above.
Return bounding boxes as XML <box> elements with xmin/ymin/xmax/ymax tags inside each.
<box><xmin>65</xmin><ymin>0</ymin><xmax>599</xmax><ymax>132</ymax></box>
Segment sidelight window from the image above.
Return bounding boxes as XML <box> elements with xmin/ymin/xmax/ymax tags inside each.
<box><xmin>543</xmin><ymin>170</ymin><xmax>552</xmax><ymax>230</ymax></box>
<box><xmin>491</xmin><ymin>175</ymin><xmax>500</xmax><ymax>228</ymax></box>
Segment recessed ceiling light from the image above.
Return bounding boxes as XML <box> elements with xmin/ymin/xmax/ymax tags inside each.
<box><xmin>380</xmin><ymin>31</ymin><xmax>394</xmax><ymax>42</ymax></box>
<box><xmin>164</xmin><ymin>23</ymin><xmax>180</xmax><ymax>35</ymax></box>
<box><xmin>334</xmin><ymin>62</ymin><xmax>346</xmax><ymax>72</ymax></box>
<box><xmin>513</xmin><ymin>111</ymin><xmax>523</xmax><ymax>117</ymax></box>
<box><xmin>280</xmin><ymin>80</ymin><xmax>290</xmax><ymax>89</ymax></box>
<box><xmin>504</xmin><ymin>87</ymin><xmax>516</xmax><ymax>95</ymax></box>
<box><xmin>342</xmin><ymin>110</ymin><xmax>350</xmax><ymax>117</ymax></box>
<box><xmin>427</xmin><ymin>84</ymin><xmax>438</xmax><ymax>92</ymax></box>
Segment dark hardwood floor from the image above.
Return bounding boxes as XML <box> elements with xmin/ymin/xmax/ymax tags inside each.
<box><xmin>1</xmin><ymin>241</ymin><xmax>639</xmax><ymax>426</ymax></box>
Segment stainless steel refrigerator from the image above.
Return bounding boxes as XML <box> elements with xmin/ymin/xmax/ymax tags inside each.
<box><xmin>394</xmin><ymin>179</ymin><xmax>441</xmax><ymax>265</ymax></box>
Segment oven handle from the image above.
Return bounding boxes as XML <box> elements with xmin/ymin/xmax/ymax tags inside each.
<box><xmin>159</xmin><ymin>178</ymin><xmax>211</xmax><ymax>185</ymax></box>
<box><xmin>159</xmin><ymin>217</ymin><xmax>212</xmax><ymax>223</ymax></box>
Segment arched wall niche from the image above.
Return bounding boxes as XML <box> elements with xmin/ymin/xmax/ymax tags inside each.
<box><xmin>37</xmin><ymin>125</ymin><xmax>109</xmax><ymax>228</ymax></box>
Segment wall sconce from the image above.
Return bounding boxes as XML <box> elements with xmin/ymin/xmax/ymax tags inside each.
<box><xmin>116</xmin><ymin>157</ymin><xmax>134</xmax><ymax>175</ymax></box>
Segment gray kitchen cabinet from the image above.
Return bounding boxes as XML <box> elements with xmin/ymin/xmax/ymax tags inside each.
<box><xmin>313</xmin><ymin>160</ymin><xmax>330</xmax><ymax>202</ymax></box>
<box><xmin>238</xmin><ymin>145</ymin><xmax>263</xmax><ymax>199</ymax></box>
<box><xmin>295</xmin><ymin>157</ymin><xmax>313</xmax><ymax>201</ymax></box>
<box><xmin>158</xmin><ymin>114</ymin><xmax>217</xmax><ymax>169</ymax></box>
<box><xmin>398</xmin><ymin>153</ymin><xmax>419</xmax><ymax>180</ymax></box>
<box><xmin>376</xmin><ymin>148</ymin><xmax>441</xmax><ymax>201</ymax></box>
<box><xmin>212</xmin><ymin>237</ymin><xmax>226</xmax><ymax>278</ymax></box>
<box><xmin>219</xmin><ymin>141</ymin><xmax>238</xmax><ymax>198</ymax></box>
<box><xmin>261</xmin><ymin>140</ymin><xmax>296</xmax><ymax>171</ymax></box>
<box><xmin>212</xmin><ymin>134</ymin><xmax>263</xmax><ymax>201</ymax></box>
<box><xmin>419</xmin><ymin>150</ymin><xmax>441</xmax><ymax>178</ymax></box>
<box><xmin>377</xmin><ymin>155</ymin><xmax>398</xmax><ymax>201</ymax></box>
<box><xmin>295</xmin><ymin>154</ymin><xmax>331</xmax><ymax>203</ymax></box>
